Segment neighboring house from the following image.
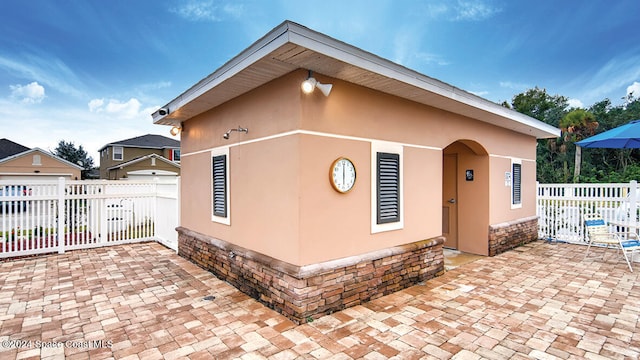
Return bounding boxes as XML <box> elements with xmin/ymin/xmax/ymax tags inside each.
<box><xmin>152</xmin><ymin>21</ymin><xmax>560</xmax><ymax>323</ymax></box>
<box><xmin>98</xmin><ymin>134</ymin><xmax>180</xmax><ymax>180</ymax></box>
<box><xmin>0</xmin><ymin>139</ymin><xmax>83</xmax><ymax>180</ymax></box>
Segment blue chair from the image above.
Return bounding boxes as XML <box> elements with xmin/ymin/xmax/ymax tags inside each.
<box><xmin>583</xmin><ymin>213</ymin><xmax>640</xmax><ymax>272</ymax></box>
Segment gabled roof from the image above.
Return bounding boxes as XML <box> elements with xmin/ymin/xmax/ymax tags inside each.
<box><xmin>152</xmin><ymin>20</ymin><xmax>559</xmax><ymax>139</ymax></box>
<box><xmin>98</xmin><ymin>134</ymin><xmax>180</xmax><ymax>152</ymax></box>
<box><xmin>0</xmin><ymin>138</ymin><xmax>30</xmax><ymax>160</ymax></box>
<box><xmin>0</xmin><ymin>147</ymin><xmax>84</xmax><ymax>170</ymax></box>
<box><xmin>106</xmin><ymin>153</ymin><xmax>180</xmax><ymax>171</ymax></box>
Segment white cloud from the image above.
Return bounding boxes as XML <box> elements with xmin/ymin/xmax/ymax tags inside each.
<box><xmin>139</xmin><ymin>81</ymin><xmax>172</xmax><ymax>91</ymax></box>
<box><xmin>566</xmin><ymin>98</ymin><xmax>584</xmax><ymax>109</ymax></box>
<box><xmin>416</xmin><ymin>53</ymin><xmax>450</xmax><ymax>66</ymax></box>
<box><xmin>10</xmin><ymin>81</ymin><xmax>46</xmax><ymax>104</ymax></box>
<box><xmin>0</xmin><ymin>54</ymin><xmax>85</xmax><ymax>98</ymax></box>
<box><xmin>627</xmin><ymin>81</ymin><xmax>640</xmax><ymax>99</ymax></box>
<box><xmin>88</xmin><ymin>98</ymin><xmax>104</xmax><ymax>112</ymax></box>
<box><xmin>0</xmin><ymin>96</ymin><xmax>166</xmax><ymax>159</ymax></box>
<box><xmin>499</xmin><ymin>81</ymin><xmax>530</xmax><ymax>91</ymax></box>
<box><xmin>170</xmin><ymin>0</ymin><xmax>244</xmax><ymax>21</ymax></box>
<box><xmin>415</xmin><ymin>0</ymin><xmax>499</xmax><ymax>21</ymax></box>
<box><xmin>88</xmin><ymin>98</ymin><xmax>144</xmax><ymax>119</ymax></box>
<box><xmin>454</xmin><ymin>0</ymin><xmax>501</xmax><ymax>21</ymax></box>
<box><xmin>222</xmin><ymin>3</ymin><xmax>244</xmax><ymax>17</ymax></box>
<box><xmin>578</xmin><ymin>54</ymin><xmax>640</xmax><ymax>105</ymax></box>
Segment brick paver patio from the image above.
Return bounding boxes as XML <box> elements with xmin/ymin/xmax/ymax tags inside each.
<box><xmin>0</xmin><ymin>241</ymin><xmax>638</xmax><ymax>359</ymax></box>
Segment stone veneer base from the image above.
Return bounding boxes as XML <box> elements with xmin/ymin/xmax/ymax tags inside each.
<box><xmin>177</xmin><ymin>227</ymin><xmax>445</xmax><ymax>324</ymax></box>
<box><xmin>488</xmin><ymin>216</ymin><xmax>538</xmax><ymax>256</ymax></box>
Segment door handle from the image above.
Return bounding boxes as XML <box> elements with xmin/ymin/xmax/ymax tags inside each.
<box><xmin>448</xmin><ymin>198</ymin><xmax>456</xmax><ymax>204</ymax></box>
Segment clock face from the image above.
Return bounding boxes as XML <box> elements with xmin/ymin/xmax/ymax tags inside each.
<box><xmin>330</xmin><ymin>157</ymin><xmax>356</xmax><ymax>193</ymax></box>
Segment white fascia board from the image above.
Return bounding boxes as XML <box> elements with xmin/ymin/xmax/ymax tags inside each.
<box><xmin>153</xmin><ymin>22</ymin><xmax>293</xmax><ymax>125</ymax></box>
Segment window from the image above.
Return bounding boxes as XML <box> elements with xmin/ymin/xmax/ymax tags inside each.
<box><xmin>172</xmin><ymin>149</ymin><xmax>181</xmax><ymax>162</ymax></box>
<box><xmin>377</xmin><ymin>152</ymin><xmax>400</xmax><ymax>224</ymax></box>
<box><xmin>512</xmin><ymin>161</ymin><xmax>522</xmax><ymax>207</ymax></box>
<box><xmin>212</xmin><ymin>153</ymin><xmax>228</xmax><ymax>220</ymax></box>
<box><xmin>32</xmin><ymin>154</ymin><xmax>41</xmax><ymax>166</ymax></box>
<box><xmin>113</xmin><ymin>146</ymin><xmax>123</xmax><ymax>161</ymax></box>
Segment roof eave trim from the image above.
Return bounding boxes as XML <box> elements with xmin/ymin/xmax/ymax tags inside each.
<box><xmin>152</xmin><ymin>21</ymin><xmax>295</xmax><ymax>125</ymax></box>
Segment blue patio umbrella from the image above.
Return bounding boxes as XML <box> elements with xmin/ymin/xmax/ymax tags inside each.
<box><xmin>576</xmin><ymin>119</ymin><xmax>640</xmax><ymax>148</ymax></box>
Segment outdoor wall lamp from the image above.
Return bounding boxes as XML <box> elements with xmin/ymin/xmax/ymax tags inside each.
<box><xmin>223</xmin><ymin>126</ymin><xmax>248</xmax><ymax>139</ymax></box>
<box><xmin>301</xmin><ymin>70</ymin><xmax>333</xmax><ymax>96</ymax></box>
<box><xmin>169</xmin><ymin>125</ymin><xmax>181</xmax><ymax>136</ymax></box>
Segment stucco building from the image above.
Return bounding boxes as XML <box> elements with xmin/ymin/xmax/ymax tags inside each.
<box><xmin>98</xmin><ymin>134</ymin><xmax>180</xmax><ymax>180</ymax></box>
<box><xmin>152</xmin><ymin>21</ymin><xmax>559</xmax><ymax>323</ymax></box>
<box><xmin>0</xmin><ymin>139</ymin><xmax>83</xmax><ymax>180</ymax></box>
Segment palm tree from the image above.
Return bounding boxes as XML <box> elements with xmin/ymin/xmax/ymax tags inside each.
<box><xmin>560</xmin><ymin>109</ymin><xmax>598</xmax><ymax>183</ymax></box>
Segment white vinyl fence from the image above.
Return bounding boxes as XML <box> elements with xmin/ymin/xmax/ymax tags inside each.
<box><xmin>0</xmin><ymin>177</ymin><xmax>179</xmax><ymax>258</ymax></box>
<box><xmin>537</xmin><ymin>180</ymin><xmax>639</xmax><ymax>243</ymax></box>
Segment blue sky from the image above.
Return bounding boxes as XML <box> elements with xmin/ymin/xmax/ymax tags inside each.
<box><xmin>1</xmin><ymin>0</ymin><xmax>639</xmax><ymax>161</ymax></box>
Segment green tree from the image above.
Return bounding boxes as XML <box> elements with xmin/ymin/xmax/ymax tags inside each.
<box><xmin>509</xmin><ymin>87</ymin><xmax>568</xmax><ymax>183</ymax></box>
<box><xmin>52</xmin><ymin>140</ymin><xmax>94</xmax><ymax>179</ymax></box>
<box><xmin>559</xmin><ymin>109</ymin><xmax>598</xmax><ymax>183</ymax></box>
<box><xmin>510</xmin><ymin>87</ymin><xmax>568</xmax><ymax>126</ymax></box>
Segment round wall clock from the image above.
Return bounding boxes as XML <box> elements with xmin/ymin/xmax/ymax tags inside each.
<box><xmin>330</xmin><ymin>157</ymin><xmax>356</xmax><ymax>193</ymax></box>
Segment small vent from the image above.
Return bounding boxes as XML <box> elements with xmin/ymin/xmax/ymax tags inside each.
<box><xmin>377</xmin><ymin>152</ymin><xmax>400</xmax><ymax>224</ymax></box>
<box><xmin>212</xmin><ymin>155</ymin><xmax>227</xmax><ymax>217</ymax></box>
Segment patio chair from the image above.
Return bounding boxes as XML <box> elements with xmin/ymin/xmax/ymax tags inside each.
<box><xmin>583</xmin><ymin>213</ymin><xmax>640</xmax><ymax>272</ymax></box>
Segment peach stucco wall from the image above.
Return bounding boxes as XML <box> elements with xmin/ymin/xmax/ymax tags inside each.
<box><xmin>297</xmin><ymin>134</ymin><xmax>442</xmax><ymax>264</ymax></box>
<box><xmin>179</xmin><ymin>69</ymin><xmax>540</xmax><ymax>264</ymax></box>
<box><xmin>0</xmin><ymin>151</ymin><xmax>81</xmax><ymax>179</ymax></box>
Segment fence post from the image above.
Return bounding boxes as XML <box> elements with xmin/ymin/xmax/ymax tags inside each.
<box><xmin>176</xmin><ymin>176</ymin><xmax>180</xmax><ymax>253</ymax></box>
<box><xmin>57</xmin><ymin>177</ymin><xmax>65</xmax><ymax>254</ymax></box>
<box><xmin>100</xmin><ymin>182</ymin><xmax>107</xmax><ymax>245</ymax></box>
<box><xmin>630</xmin><ymin>180</ymin><xmax>638</xmax><ymax>226</ymax></box>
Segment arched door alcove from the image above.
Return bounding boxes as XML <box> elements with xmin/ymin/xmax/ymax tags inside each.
<box><xmin>442</xmin><ymin>140</ymin><xmax>490</xmax><ymax>255</ymax></box>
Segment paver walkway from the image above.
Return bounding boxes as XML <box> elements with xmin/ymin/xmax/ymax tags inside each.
<box><xmin>0</xmin><ymin>241</ymin><xmax>638</xmax><ymax>359</ymax></box>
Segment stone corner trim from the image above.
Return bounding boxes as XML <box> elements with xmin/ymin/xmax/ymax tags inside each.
<box><xmin>488</xmin><ymin>215</ymin><xmax>538</xmax><ymax>256</ymax></box>
<box><xmin>176</xmin><ymin>227</ymin><xmax>445</xmax><ymax>324</ymax></box>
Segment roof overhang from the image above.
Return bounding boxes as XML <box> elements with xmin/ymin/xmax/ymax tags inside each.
<box><xmin>152</xmin><ymin>21</ymin><xmax>560</xmax><ymax>139</ymax></box>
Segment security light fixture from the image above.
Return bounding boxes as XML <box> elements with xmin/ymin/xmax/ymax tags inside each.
<box><xmin>223</xmin><ymin>126</ymin><xmax>248</xmax><ymax>139</ymax></box>
<box><xmin>301</xmin><ymin>70</ymin><xmax>333</xmax><ymax>97</ymax></box>
<box><xmin>170</xmin><ymin>126</ymin><xmax>181</xmax><ymax>136</ymax></box>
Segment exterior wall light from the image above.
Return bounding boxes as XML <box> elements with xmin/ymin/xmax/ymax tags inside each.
<box><xmin>170</xmin><ymin>126</ymin><xmax>181</xmax><ymax>136</ymax></box>
<box><xmin>301</xmin><ymin>70</ymin><xmax>333</xmax><ymax>96</ymax></box>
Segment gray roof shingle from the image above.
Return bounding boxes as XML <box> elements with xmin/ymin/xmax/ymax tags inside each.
<box><xmin>0</xmin><ymin>138</ymin><xmax>30</xmax><ymax>160</ymax></box>
<box><xmin>99</xmin><ymin>134</ymin><xmax>180</xmax><ymax>152</ymax></box>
